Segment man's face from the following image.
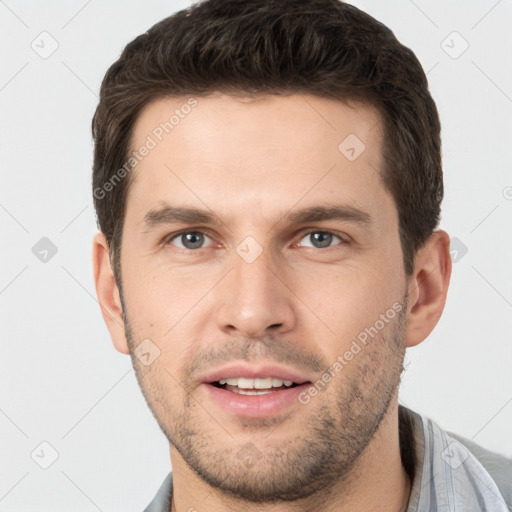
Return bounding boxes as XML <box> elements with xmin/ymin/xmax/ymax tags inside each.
<box><xmin>120</xmin><ymin>93</ymin><xmax>409</xmax><ymax>500</ymax></box>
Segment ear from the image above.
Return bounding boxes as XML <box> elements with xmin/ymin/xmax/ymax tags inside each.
<box><xmin>405</xmin><ymin>230</ymin><xmax>452</xmax><ymax>348</ymax></box>
<box><xmin>92</xmin><ymin>232</ymin><xmax>130</xmax><ymax>355</ymax></box>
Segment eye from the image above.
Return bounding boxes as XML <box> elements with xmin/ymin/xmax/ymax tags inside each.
<box><xmin>165</xmin><ymin>230</ymin><xmax>345</xmax><ymax>251</ymax></box>
<box><xmin>297</xmin><ymin>231</ymin><xmax>344</xmax><ymax>249</ymax></box>
<box><xmin>167</xmin><ymin>231</ymin><xmax>214</xmax><ymax>250</ymax></box>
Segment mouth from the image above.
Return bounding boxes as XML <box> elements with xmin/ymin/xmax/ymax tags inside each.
<box><xmin>210</xmin><ymin>377</ymin><xmax>300</xmax><ymax>395</ymax></box>
<box><xmin>200</xmin><ymin>365</ymin><xmax>313</xmax><ymax>418</ymax></box>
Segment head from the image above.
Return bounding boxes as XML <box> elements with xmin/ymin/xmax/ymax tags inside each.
<box><xmin>92</xmin><ymin>0</ymin><xmax>451</xmax><ymax>503</ymax></box>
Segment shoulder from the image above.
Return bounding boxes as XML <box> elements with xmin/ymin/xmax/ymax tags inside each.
<box><xmin>143</xmin><ymin>472</ymin><xmax>173</xmax><ymax>512</ymax></box>
<box><xmin>448</xmin><ymin>432</ymin><xmax>512</xmax><ymax>511</ymax></box>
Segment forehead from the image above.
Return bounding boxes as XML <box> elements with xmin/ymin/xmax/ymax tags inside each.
<box><xmin>126</xmin><ymin>93</ymin><xmax>393</xmax><ymax>228</ymax></box>
<box><xmin>131</xmin><ymin>93</ymin><xmax>382</xmax><ymax>157</ymax></box>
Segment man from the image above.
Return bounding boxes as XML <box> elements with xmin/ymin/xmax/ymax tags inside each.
<box><xmin>91</xmin><ymin>0</ymin><xmax>511</xmax><ymax>510</ymax></box>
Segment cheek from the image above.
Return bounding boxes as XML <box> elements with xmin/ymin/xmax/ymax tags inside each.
<box><xmin>292</xmin><ymin>262</ymin><xmax>404</xmax><ymax>348</ymax></box>
<box><xmin>122</xmin><ymin>261</ymin><xmax>213</xmax><ymax>332</ymax></box>
<box><xmin>121</xmin><ymin>262</ymin><xmax>220</xmax><ymax>380</ymax></box>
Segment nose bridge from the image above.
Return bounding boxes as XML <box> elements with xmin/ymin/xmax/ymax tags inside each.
<box><xmin>232</xmin><ymin>238</ymin><xmax>279</xmax><ymax>308</ymax></box>
<box><xmin>215</xmin><ymin>237</ymin><xmax>295</xmax><ymax>336</ymax></box>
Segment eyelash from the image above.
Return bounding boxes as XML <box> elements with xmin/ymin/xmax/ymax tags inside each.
<box><xmin>163</xmin><ymin>229</ymin><xmax>347</xmax><ymax>252</ymax></box>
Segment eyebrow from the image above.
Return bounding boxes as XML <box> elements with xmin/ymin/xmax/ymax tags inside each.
<box><xmin>143</xmin><ymin>204</ymin><xmax>372</xmax><ymax>229</ymax></box>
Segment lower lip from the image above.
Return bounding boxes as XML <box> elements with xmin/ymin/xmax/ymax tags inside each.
<box><xmin>202</xmin><ymin>383</ymin><xmax>310</xmax><ymax>418</ymax></box>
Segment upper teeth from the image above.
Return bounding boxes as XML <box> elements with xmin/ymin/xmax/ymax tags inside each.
<box><xmin>218</xmin><ymin>377</ymin><xmax>294</xmax><ymax>389</ymax></box>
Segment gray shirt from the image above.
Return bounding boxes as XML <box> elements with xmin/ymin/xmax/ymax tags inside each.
<box><xmin>143</xmin><ymin>406</ymin><xmax>512</xmax><ymax>511</ymax></box>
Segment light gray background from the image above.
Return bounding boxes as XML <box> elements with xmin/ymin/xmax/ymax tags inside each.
<box><xmin>1</xmin><ymin>0</ymin><xmax>511</xmax><ymax>510</ymax></box>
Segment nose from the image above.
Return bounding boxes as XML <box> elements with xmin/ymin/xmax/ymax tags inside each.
<box><xmin>215</xmin><ymin>245</ymin><xmax>296</xmax><ymax>339</ymax></box>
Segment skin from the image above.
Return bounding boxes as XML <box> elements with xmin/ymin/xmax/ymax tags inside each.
<box><xmin>93</xmin><ymin>93</ymin><xmax>451</xmax><ymax>511</ymax></box>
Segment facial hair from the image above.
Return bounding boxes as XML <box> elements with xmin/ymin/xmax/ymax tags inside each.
<box><xmin>124</xmin><ymin>295</ymin><xmax>408</xmax><ymax>503</ymax></box>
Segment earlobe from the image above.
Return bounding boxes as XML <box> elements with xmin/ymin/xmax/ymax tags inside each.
<box><xmin>92</xmin><ymin>232</ymin><xmax>130</xmax><ymax>355</ymax></box>
<box><xmin>404</xmin><ymin>230</ymin><xmax>452</xmax><ymax>348</ymax></box>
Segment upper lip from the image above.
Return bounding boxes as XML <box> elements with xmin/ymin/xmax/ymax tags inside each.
<box><xmin>200</xmin><ymin>362</ymin><xmax>314</xmax><ymax>385</ymax></box>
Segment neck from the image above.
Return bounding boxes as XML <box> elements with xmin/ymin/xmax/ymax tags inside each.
<box><xmin>170</xmin><ymin>401</ymin><xmax>411</xmax><ymax>512</ymax></box>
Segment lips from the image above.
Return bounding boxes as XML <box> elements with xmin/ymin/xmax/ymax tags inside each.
<box><xmin>201</xmin><ymin>363</ymin><xmax>312</xmax><ymax>387</ymax></box>
<box><xmin>200</xmin><ymin>363</ymin><xmax>313</xmax><ymax>417</ymax></box>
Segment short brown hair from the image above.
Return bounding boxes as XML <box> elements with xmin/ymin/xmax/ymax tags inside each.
<box><xmin>92</xmin><ymin>0</ymin><xmax>442</xmax><ymax>278</ymax></box>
